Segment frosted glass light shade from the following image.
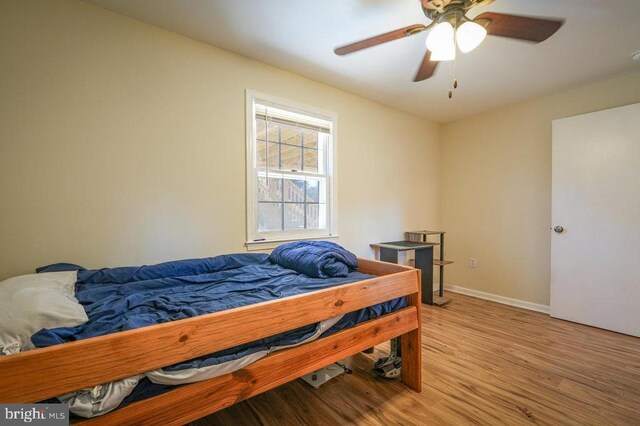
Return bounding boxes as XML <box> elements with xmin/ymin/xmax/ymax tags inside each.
<box><xmin>430</xmin><ymin>42</ymin><xmax>456</xmax><ymax>61</ymax></box>
<box><xmin>426</xmin><ymin>22</ymin><xmax>456</xmax><ymax>61</ymax></box>
<box><xmin>456</xmin><ymin>21</ymin><xmax>487</xmax><ymax>53</ymax></box>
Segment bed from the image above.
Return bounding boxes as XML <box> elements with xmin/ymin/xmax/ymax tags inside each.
<box><xmin>0</xmin><ymin>242</ymin><xmax>422</xmax><ymax>425</ymax></box>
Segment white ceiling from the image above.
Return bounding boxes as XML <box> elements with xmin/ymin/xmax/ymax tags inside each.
<box><xmin>85</xmin><ymin>0</ymin><xmax>640</xmax><ymax>122</ymax></box>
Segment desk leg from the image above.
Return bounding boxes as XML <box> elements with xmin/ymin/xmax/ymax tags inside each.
<box><xmin>415</xmin><ymin>247</ymin><xmax>433</xmax><ymax>305</ymax></box>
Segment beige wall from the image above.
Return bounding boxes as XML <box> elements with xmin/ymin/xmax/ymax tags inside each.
<box><xmin>0</xmin><ymin>0</ymin><xmax>440</xmax><ymax>280</ymax></box>
<box><xmin>440</xmin><ymin>72</ymin><xmax>640</xmax><ymax>306</ymax></box>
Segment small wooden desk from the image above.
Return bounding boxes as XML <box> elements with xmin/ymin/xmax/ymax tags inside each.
<box><xmin>371</xmin><ymin>241</ymin><xmax>435</xmax><ymax>305</ymax></box>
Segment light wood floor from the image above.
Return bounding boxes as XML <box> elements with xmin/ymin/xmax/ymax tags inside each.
<box><xmin>193</xmin><ymin>293</ymin><xmax>640</xmax><ymax>425</ymax></box>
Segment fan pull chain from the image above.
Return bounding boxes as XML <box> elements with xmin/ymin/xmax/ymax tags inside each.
<box><xmin>449</xmin><ymin>60</ymin><xmax>458</xmax><ymax>98</ymax></box>
<box><xmin>448</xmin><ymin>61</ymin><xmax>454</xmax><ymax>99</ymax></box>
<box><xmin>453</xmin><ymin>47</ymin><xmax>458</xmax><ymax>91</ymax></box>
<box><xmin>449</xmin><ymin>19</ymin><xmax>459</xmax><ymax>99</ymax></box>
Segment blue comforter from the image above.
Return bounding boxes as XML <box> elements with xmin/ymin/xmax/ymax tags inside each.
<box><xmin>269</xmin><ymin>240</ymin><xmax>358</xmax><ymax>278</ymax></box>
<box><xmin>32</xmin><ymin>253</ymin><xmax>367</xmax><ymax>347</ymax></box>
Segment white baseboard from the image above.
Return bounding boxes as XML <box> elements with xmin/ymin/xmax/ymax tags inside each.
<box><xmin>430</xmin><ymin>283</ymin><xmax>550</xmax><ymax>314</ymax></box>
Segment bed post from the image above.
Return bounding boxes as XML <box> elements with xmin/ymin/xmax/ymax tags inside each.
<box><xmin>400</xmin><ymin>269</ymin><xmax>422</xmax><ymax>392</ymax></box>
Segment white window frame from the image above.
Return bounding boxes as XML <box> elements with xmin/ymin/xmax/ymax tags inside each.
<box><xmin>245</xmin><ymin>89</ymin><xmax>338</xmax><ymax>249</ymax></box>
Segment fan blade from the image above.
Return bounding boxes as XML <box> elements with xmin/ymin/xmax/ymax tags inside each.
<box><xmin>414</xmin><ymin>50</ymin><xmax>439</xmax><ymax>82</ymax></box>
<box><xmin>475</xmin><ymin>12</ymin><xmax>564</xmax><ymax>43</ymax></box>
<box><xmin>334</xmin><ymin>24</ymin><xmax>426</xmax><ymax>55</ymax></box>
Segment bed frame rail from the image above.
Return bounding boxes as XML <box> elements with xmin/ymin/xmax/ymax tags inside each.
<box><xmin>0</xmin><ymin>258</ymin><xmax>422</xmax><ymax>424</ymax></box>
<box><xmin>75</xmin><ymin>306</ymin><xmax>419</xmax><ymax>425</ymax></box>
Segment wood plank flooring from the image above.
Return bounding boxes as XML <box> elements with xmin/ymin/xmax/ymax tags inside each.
<box><xmin>192</xmin><ymin>293</ymin><xmax>640</xmax><ymax>425</ymax></box>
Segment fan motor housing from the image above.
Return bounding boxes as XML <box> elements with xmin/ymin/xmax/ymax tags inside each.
<box><xmin>422</xmin><ymin>0</ymin><xmax>494</xmax><ymax>20</ymax></box>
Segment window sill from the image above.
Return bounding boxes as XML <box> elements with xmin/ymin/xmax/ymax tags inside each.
<box><xmin>245</xmin><ymin>235</ymin><xmax>339</xmax><ymax>252</ymax></box>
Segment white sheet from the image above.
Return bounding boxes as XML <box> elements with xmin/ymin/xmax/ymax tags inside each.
<box><xmin>64</xmin><ymin>314</ymin><xmax>344</xmax><ymax>418</ymax></box>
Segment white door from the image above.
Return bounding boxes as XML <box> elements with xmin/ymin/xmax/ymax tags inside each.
<box><xmin>551</xmin><ymin>103</ymin><xmax>640</xmax><ymax>337</ymax></box>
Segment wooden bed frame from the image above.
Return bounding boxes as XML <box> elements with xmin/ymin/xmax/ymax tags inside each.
<box><xmin>0</xmin><ymin>259</ymin><xmax>422</xmax><ymax>425</ymax></box>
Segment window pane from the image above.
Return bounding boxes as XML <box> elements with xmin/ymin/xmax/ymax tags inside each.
<box><xmin>306</xmin><ymin>204</ymin><xmax>327</xmax><ymax>230</ymax></box>
<box><xmin>281</xmin><ymin>144</ymin><xmax>302</xmax><ymax>171</ymax></box>
<box><xmin>303</xmin><ymin>148</ymin><xmax>318</xmax><ymax>173</ymax></box>
<box><xmin>317</xmin><ymin>133</ymin><xmax>328</xmax><ymax>174</ymax></box>
<box><xmin>256</xmin><ymin>139</ymin><xmax>267</xmax><ymax>169</ymax></box>
<box><xmin>266</xmin><ymin>142</ymin><xmax>279</xmax><ymax>169</ymax></box>
<box><xmin>256</xmin><ymin>119</ymin><xmax>266</xmax><ymax>141</ymax></box>
<box><xmin>305</xmin><ymin>179</ymin><xmax>319</xmax><ymax>203</ymax></box>
<box><xmin>284</xmin><ymin>179</ymin><xmax>305</xmax><ymax>203</ymax></box>
<box><xmin>258</xmin><ymin>202</ymin><xmax>282</xmax><ymax>232</ymax></box>
<box><xmin>280</xmin><ymin>124</ymin><xmax>302</xmax><ymax>146</ymax></box>
<box><xmin>257</xmin><ymin>177</ymin><xmax>282</xmax><ymax>202</ymax></box>
<box><xmin>284</xmin><ymin>203</ymin><xmax>305</xmax><ymax>230</ymax></box>
<box><xmin>267</xmin><ymin>122</ymin><xmax>279</xmax><ymax>142</ymax></box>
<box><xmin>303</xmin><ymin>130</ymin><xmax>318</xmax><ymax>149</ymax></box>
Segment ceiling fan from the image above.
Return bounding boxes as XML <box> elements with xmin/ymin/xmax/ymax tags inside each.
<box><xmin>334</xmin><ymin>0</ymin><xmax>564</xmax><ymax>88</ymax></box>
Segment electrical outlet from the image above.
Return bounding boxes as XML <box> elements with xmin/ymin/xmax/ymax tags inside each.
<box><xmin>469</xmin><ymin>258</ymin><xmax>478</xmax><ymax>268</ymax></box>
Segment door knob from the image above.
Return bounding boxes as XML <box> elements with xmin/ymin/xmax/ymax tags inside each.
<box><xmin>553</xmin><ymin>226</ymin><xmax>564</xmax><ymax>233</ymax></box>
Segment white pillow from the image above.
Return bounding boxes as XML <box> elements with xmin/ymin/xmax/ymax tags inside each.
<box><xmin>0</xmin><ymin>271</ymin><xmax>88</xmax><ymax>355</ymax></box>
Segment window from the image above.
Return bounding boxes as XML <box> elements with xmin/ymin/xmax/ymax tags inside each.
<box><xmin>246</xmin><ymin>91</ymin><xmax>336</xmax><ymax>245</ymax></box>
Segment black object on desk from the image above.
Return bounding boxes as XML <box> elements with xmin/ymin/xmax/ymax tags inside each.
<box><xmin>371</xmin><ymin>241</ymin><xmax>435</xmax><ymax>305</ymax></box>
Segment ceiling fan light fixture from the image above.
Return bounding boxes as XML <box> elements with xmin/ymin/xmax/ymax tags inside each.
<box><xmin>455</xmin><ymin>21</ymin><xmax>487</xmax><ymax>53</ymax></box>
<box><xmin>430</xmin><ymin>44</ymin><xmax>456</xmax><ymax>61</ymax></box>
<box><xmin>426</xmin><ymin>22</ymin><xmax>456</xmax><ymax>61</ymax></box>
